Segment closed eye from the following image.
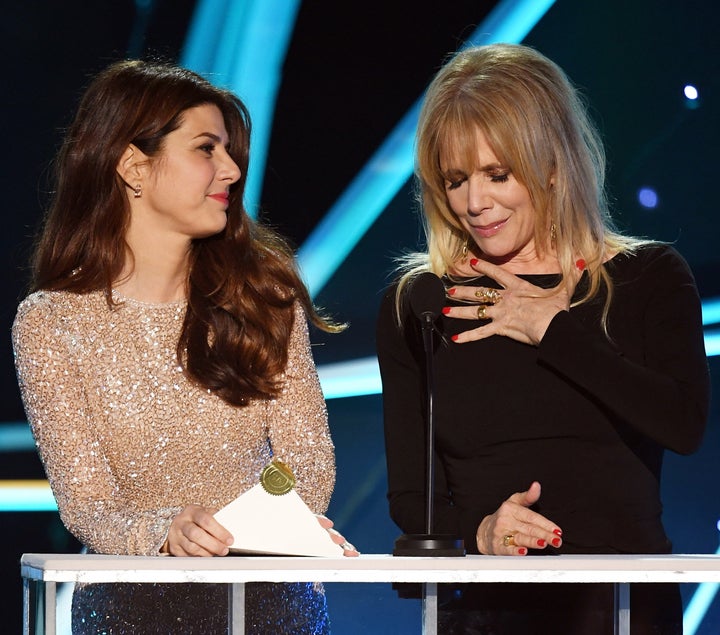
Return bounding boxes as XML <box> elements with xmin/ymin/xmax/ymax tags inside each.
<box><xmin>446</xmin><ymin>179</ymin><xmax>465</xmax><ymax>191</ymax></box>
<box><xmin>489</xmin><ymin>172</ymin><xmax>510</xmax><ymax>183</ymax></box>
<box><xmin>443</xmin><ymin>171</ymin><xmax>467</xmax><ymax>191</ymax></box>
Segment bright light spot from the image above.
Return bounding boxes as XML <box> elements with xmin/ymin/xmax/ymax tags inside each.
<box><xmin>638</xmin><ymin>187</ymin><xmax>658</xmax><ymax>209</ymax></box>
<box><xmin>684</xmin><ymin>84</ymin><xmax>699</xmax><ymax>100</ymax></box>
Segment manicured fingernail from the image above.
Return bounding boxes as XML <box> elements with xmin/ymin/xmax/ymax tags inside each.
<box><xmin>447</xmin><ymin>288</ymin><xmax>456</xmax><ymax>296</ymax></box>
<box><xmin>469</xmin><ymin>258</ymin><xmax>479</xmax><ymax>266</ymax></box>
<box><xmin>575</xmin><ymin>259</ymin><xmax>586</xmax><ymax>271</ymax></box>
<box><xmin>451</xmin><ymin>334</ymin><xmax>459</xmax><ymax>342</ymax></box>
<box><xmin>518</xmin><ymin>548</ymin><xmax>527</xmax><ymax>555</ymax></box>
<box><xmin>537</xmin><ymin>539</ymin><xmax>546</xmax><ymax>547</ymax></box>
<box><xmin>552</xmin><ymin>538</ymin><xmax>561</xmax><ymax>547</ymax></box>
<box><xmin>442</xmin><ymin>307</ymin><xmax>451</xmax><ymax>315</ymax></box>
<box><xmin>553</xmin><ymin>528</ymin><xmax>562</xmax><ymax>536</ymax></box>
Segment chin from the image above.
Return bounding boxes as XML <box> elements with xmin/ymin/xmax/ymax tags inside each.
<box><xmin>193</xmin><ymin>223</ymin><xmax>228</xmax><ymax>240</ymax></box>
<box><xmin>203</xmin><ymin>215</ymin><xmax>229</xmax><ymax>236</ymax></box>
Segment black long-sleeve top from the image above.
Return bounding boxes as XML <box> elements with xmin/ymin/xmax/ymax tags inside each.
<box><xmin>377</xmin><ymin>245</ymin><xmax>709</xmax><ymax>555</ymax></box>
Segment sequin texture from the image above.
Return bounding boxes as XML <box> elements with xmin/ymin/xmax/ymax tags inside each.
<box><xmin>12</xmin><ymin>289</ymin><xmax>336</xmax><ymax>633</ymax></box>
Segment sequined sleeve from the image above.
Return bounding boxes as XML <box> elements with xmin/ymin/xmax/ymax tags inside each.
<box><xmin>12</xmin><ymin>293</ymin><xmax>179</xmax><ymax>555</ymax></box>
<box><xmin>266</xmin><ymin>304</ymin><xmax>336</xmax><ymax>514</ymax></box>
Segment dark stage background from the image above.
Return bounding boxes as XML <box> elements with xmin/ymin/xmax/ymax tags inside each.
<box><xmin>2</xmin><ymin>1</ymin><xmax>718</xmax><ymax>633</ymax></box>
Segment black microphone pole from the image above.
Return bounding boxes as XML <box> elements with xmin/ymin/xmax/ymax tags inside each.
<box><xmin>393</xmin><ymin>272</ymin><xmax>465</xmax><ymax>557</ymax></box>
<box><xmin>421</xmin><ymin>308</ymin><xmax>436</xmax><ymax>535</ymax></box>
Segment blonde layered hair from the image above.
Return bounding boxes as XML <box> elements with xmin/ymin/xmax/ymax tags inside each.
<box><xmin>399</xmin><ymin>44</ymin><xmax>647</xmax><ymax>327</ymax></box>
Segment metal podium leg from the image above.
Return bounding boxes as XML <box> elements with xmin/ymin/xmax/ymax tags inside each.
<box><xmin>614</xmin><ymin>583</ymin><xmax>630</xmax><ymax>635</ymax></box>
<box><xmin>23</xmin><ymin>578</ymin><xmax>29</xmax><ymax>635</ymax></box>
<box><xmin>422</xmin><ymin>582</ymin><xmax>438</xmax><ymax>635</ymax></box>
<box><xmin>229</xmin><ymin>582</ymin><xmax>245</xmax><ymax>635</ymax></box>
<box><xmin>41</xmin><ymin>581</ymin><xmax>57</xmax><ymax>635</ymax></box>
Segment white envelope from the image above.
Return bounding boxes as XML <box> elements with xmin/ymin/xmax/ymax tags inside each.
<box><xmin>214</xmin><ymin>484</ymin><xmax>343</xmax><ymax>557</ymax></box>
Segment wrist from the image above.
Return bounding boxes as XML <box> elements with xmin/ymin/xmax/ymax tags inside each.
<box><xmin>476</xmin><ymin>517</ymin><xmax>490</xmax><ymax>554</ymax></box>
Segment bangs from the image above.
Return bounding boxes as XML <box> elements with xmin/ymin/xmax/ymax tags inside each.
<box><xmin>434</xmin><ymin>99</ymin><xmax>509</xmax><ymax>175</ymax></box>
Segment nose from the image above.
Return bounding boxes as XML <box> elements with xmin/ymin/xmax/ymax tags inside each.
<box><xmin>218</xmin><ymin>149</ymin><xmax>241</xmax><ymax>184</ymax></box>
<box><xmin>466</xmin><ymin>174</ymin><xmax>491</xmax><ymax>216</ymax></box>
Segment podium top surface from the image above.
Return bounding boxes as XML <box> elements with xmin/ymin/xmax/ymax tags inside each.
<box><xmin>20</xmin><ymin>553</ymin><xmax>720</xmax><ymax>585</ymax></box>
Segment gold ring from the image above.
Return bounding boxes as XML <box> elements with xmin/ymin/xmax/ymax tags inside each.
<box><xmin>477</xmin><ymin>305</ymin><xmax>487</xmax><ymax>320</ymax></box>
<box><xmin>487</xmin><ymin>288</ymin><xmax>501</xmax><ymax>303</ymax></box>
<box><xmin>502</xmin><ymin>534</ymin><xmax>516</xmax><ymax>547</ymax></box>
<box><xmin>474</xmin><ymin>288</ymin><xmax>502</xmax><ymax>304</ymax></box>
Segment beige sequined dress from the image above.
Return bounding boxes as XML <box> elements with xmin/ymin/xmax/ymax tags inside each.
<box><xmin>12</xmin><ymin>289</ymin><xmax>336</xmax><ymax>634</ymax></box>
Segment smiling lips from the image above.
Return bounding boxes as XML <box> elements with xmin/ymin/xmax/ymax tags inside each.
<box><xmin>208</xmin><ymin>192</ymin><xmax>229</xmax><ymax>205</ymax></box>
<box><xmin>471</xmin><ymin>218</ymin><xmax>508</xmax><ymax>238</ymax></box>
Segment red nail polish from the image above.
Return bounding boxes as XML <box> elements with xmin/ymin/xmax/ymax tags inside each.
<box><xmin>537</xmin><ymin>539</ymin><xmax>546</xmax><ymax>547</ymax></box>
<box><xmin>552</xmin><ymin>538</ymin><xmax>561</xmax><ymax>547</ymax></box>
<box><xmin>575</xmin><ymin>258</ymin><xmax>586</xmax><ymax>271</ymax></box>
<box><xmin>518</xmin><ymin>548</ymin><xmax>527</xmax><ymax>555</ymax></box>
<box><xmin>442</xmin><ymin>307</ymin><xmax>451</xmax><ymax>315</ymax></box>
<box><xmin>469</xmin><ymin>258</ymin><xmax>479</xmax><ymax>267</ymax></box>
<box><xmin>451</xmin><ymin>334</ymin><xmax>459</xmax><ymax>342</ymax></box>
<box><xmin>447</xmin><ymin>288</ymin><xmax>456</xmax><ymax>296</ymax></box>
<box><xmin>553</xmin><ymin>528</ymin><xmax>562</xmax><ymax>536</ymax></box>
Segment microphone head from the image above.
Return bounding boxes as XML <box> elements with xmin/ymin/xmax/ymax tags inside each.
<box><xmin>409</xmin><ymin>272</ymin><xmax>446</xmax><ymax>321</ymax></box>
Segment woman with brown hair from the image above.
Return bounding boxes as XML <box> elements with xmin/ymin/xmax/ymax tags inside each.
<box><xmin>377</xmin><ymin>44</ymin><xmax>709</xmax><ymax>633</ymax></box>
<box><xmin>13</xmin><ymin>59</ymin><xmax>354</xmax><ymax>634</ymax></box>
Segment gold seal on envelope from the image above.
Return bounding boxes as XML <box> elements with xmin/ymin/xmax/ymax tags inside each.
<box><xmin>260</xmin><ymin>460</ymin><xmax>295</xmax><ymax>495</ymax></box>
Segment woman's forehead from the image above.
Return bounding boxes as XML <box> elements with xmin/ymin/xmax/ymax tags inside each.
<box><xmin>438</xmin><ymin>126</ymin><xmax>504</xmax><ymax>171</ymax></box>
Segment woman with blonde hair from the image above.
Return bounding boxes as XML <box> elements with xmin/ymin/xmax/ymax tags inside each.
<box><xmin>377</xmin><ymin>43</ymin><xmax>708</xmax><ymax>633</ymax></box>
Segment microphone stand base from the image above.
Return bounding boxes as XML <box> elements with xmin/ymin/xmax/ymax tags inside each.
<box><xmin>393</xmin><ymin>533</ymin><xmax>465</xmax><ymax>557</ymax></box>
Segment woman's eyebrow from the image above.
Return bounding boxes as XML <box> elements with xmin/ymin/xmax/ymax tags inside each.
<box><xmin>192</xmin><ymin>132</ymin><xmax>223</xmax><ymax>142</ymax></box>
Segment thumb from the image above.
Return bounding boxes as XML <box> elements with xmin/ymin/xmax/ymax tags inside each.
<box><xmin>522</xmin><ymin>481</ymin><xmax>542</xmax><ymax>507</ymax></box>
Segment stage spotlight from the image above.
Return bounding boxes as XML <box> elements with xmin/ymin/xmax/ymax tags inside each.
<box><xmin>638</xmin><ymin>187</ymin><xmax>659</xmax><ymax>209</ymax></box>
<box><xmin>684</xmin><ymin>84</ymin><xmax>700</xmax><ymax>109</ymax></box>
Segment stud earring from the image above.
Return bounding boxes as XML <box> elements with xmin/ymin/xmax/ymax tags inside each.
<box><xmin>133</xmin><ymin>184</ymin><xmax>142</xmax><ymax>199</ymax></box>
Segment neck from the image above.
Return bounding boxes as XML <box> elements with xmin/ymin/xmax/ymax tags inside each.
<box><xmin>453</xmin><ymin>245</ymin><xmax>560</xmax><ymax>276</ymax></box>
<box><xmin>114</xmin><ymin>269</ymin><xmax>187</xmax><ymax>303</ymax></box>
<box><xmin>116</xmin><ymin>228</ymin><xmax>191</xmax><ymax>303</ymax></box>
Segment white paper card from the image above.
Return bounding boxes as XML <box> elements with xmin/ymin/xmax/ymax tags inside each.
<box><xmin>214</xmin><ymin>484</ymin><xmax>343</xmax><ymax>557</ymax></box>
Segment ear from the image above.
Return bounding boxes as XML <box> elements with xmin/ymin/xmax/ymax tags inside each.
<box><xmin>116</xmin><ymin>144</ymin><xmax>148</xmax><ymax>187</ymax></box>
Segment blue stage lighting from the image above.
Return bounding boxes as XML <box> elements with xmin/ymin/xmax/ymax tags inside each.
<box><xmin>181</xmin><ymin>0</ymin><xmax>301</xmax><ymax>217</ymax></box>
<box><xmin>638</xmin><ymin>187</ymin><xmax>659</xmax><ymax>209</ymax></box>
<box><xmin>298</xmin><ymin>0</ymin><xmax>557</xmax><ymax>298</ymax></box>
<box><xmin>683</xmin><ymin>537</ymin><xmax>720</xmax><ymax>635</ymax></box>
<box><xmin>0</xmin><ymin>481</ymin><xmax>56</xmax><ymax>511</ymax></box>
<box><xmin>703</xmin><ymin>299</ymin><xmax>720</xmax><ymax>326</ymax></box>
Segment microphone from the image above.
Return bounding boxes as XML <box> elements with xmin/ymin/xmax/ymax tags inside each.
<box><xmin>409</xmin><ymin>271</ymin><xmax>445</xmax><ymax>327</ymax></box>
<box><xmin>393</xmin><ymin>272</ymin><xmax>465</xmax><ymax>557</ymax></box>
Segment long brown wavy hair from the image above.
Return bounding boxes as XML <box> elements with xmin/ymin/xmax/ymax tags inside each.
<box><xmin>32</xmin><ymin>59</ymin><xmax>341</xmax><ymax>406</ymax></box>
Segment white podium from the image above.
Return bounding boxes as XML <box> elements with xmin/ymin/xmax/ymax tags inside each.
<box><xmin>21</xmin><ymin>553</ymin><xmax>720</xmax><ymax>635</ymax></box>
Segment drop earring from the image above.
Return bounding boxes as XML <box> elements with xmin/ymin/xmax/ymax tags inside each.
<box><xmin>133</xmin><ymin>184</ymin><xmax>142</xmax><ymax>199</ymax></box>
<box><xmin>550</xmin><ymin>222</ymin><xmax>557</xmax><ymax>246</ymax></box>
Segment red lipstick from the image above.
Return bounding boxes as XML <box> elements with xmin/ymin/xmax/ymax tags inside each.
<box><xmin>208</xmin><ymin>192</ymin><xmax>229</xmax><ymax>205</ymax></box>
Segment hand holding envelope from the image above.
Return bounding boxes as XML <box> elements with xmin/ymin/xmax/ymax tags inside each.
<box><xmin>214</xmin><ymin>461</ymin><xmax>358</xmax><ymax>557</ymax></box>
